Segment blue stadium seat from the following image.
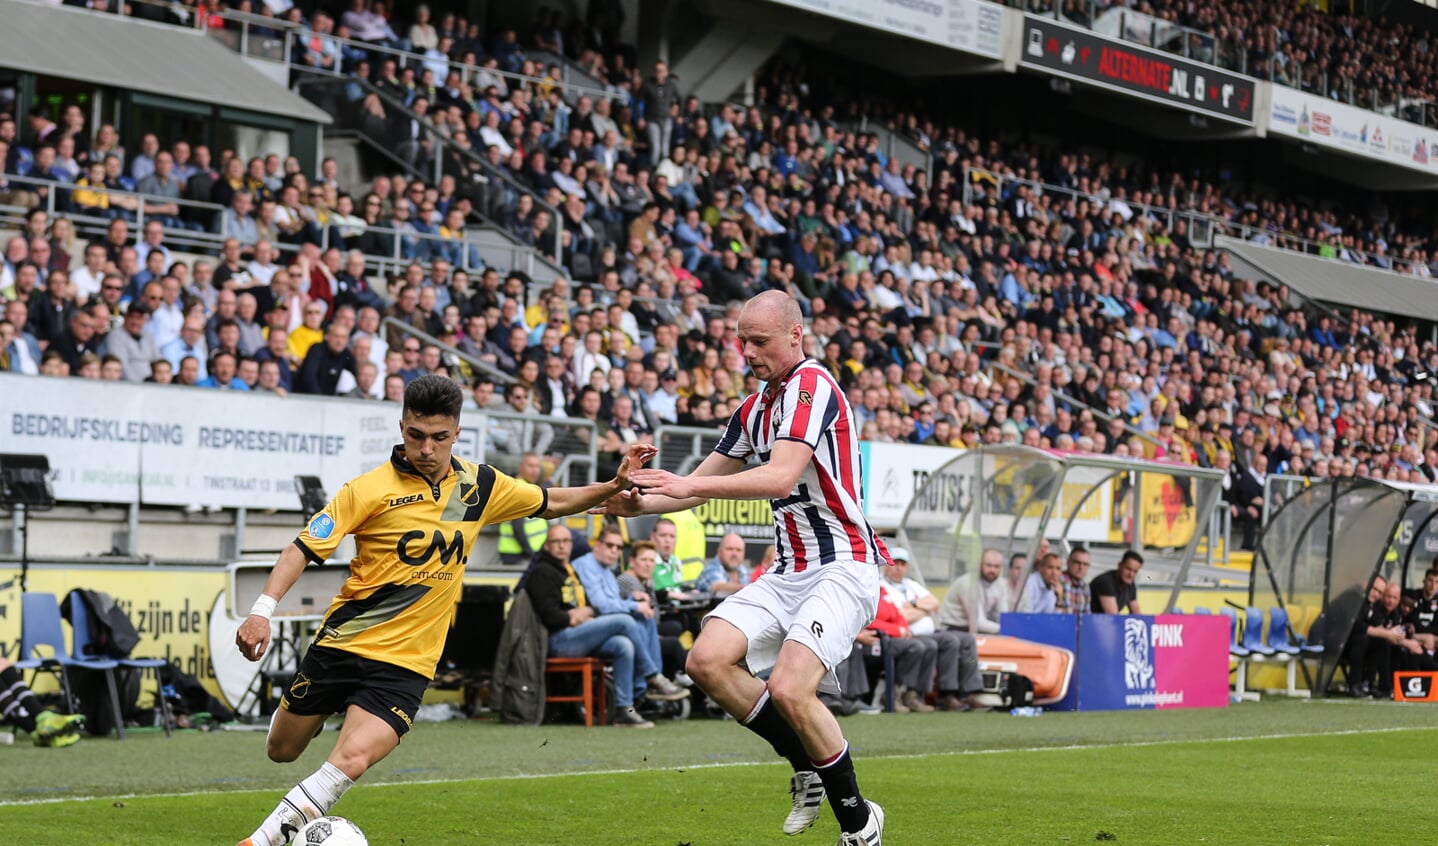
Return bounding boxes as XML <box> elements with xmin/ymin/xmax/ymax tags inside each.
<box><xmin>1218</xmin><ymin>607</ymin><xmax>1249</xmax><ymax>657</ymax></box>
<box><xmin>15</xmin><ymin>592</ymin><xmax>125</xmax><ymax>738</ymax></box>
<box><xmin>1241</xmin><ymin>607</ymin><xmax>1276</xmax><ymax>656</ymax></box>
<box><xmin>69</xmin><ymin>596</ymin><xmax>174</xmax><ymax>738</ymax></box>
<box><xmin>1192</xmin><ymin>607</ymin><xmax>1213</xmax><ymax>615</ymax></box>
<box><xmin>1266</xmin><ymin>607</ymin><xmax>1302</xmax><ymax>656</ymax></box>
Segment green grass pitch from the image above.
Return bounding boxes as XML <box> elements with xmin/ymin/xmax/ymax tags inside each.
<box><xmin>1</xmin><ymin>699</ymin><xmax>1429</xmax><ymax>844</ymax></box>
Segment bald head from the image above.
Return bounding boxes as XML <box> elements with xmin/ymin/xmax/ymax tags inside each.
<box><xmin>738</xmin><ymin>291</ymin><xmax>806</xmax><ymax>383</ymax></box>
<box><xmin>746</xmin><ymin>289</ymin><xmax>804</xmax><ymax>329</ymax></box>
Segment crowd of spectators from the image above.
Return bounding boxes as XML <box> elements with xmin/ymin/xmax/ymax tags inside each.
<box><xmin>4</xmin><ymin>3</ymin><xmax>1438</xmax><ymax>550</ymax></box>
<box><xmin>1044</xmin><ymin>0</ymin><xmax>1438</xmax><ymax>124</ymax></box>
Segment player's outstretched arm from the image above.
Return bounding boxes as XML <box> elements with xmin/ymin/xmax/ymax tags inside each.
<box><xmin>593</xmin><ymin>451</ymin><xmax>746</xmax><ymax>516</ymax></box>
<box><xmin>541</xmin><ymin>442</ymin><xmax>658</xmax><ymax>518</ymax></box>
<box><xmin>628</xmin><ymin>440</ymin><xmax>811</xmax><ymax>502</ymax></box>
<box><xmin>235</xmin><ymin>542</ymin><xmax>309</xmax><ymax>662</ymax></box>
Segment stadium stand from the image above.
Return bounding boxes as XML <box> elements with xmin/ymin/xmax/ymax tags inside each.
<box><xmin>1</xmin><ymin>0</ymin><xmax>1436</xmax><ymax>565</ymax></box>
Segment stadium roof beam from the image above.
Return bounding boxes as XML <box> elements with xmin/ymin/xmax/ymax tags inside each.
<box><xmin>1216</xmin><ymin>236</ymin><xmax>1438</xmax><ymax>325</ymax></box>
<box><xmin>0</xmin><ymin>1</ymin><xmax>331</xmax><ymax>126</ymax></box>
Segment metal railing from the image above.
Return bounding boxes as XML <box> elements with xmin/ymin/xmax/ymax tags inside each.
<box><xmin>1219</xmin><ymin>220</ymin><xmax>1438</xmax><ymax>277</ymax></box>
<box><xmin>1262</xmin><ymin>473</ymin><xmax>1312</xmax><ymax>527</ymax></box>
<box><xmin>962</xmin><ymin>167</ymin><xmax>1227</xmax><ymax>249</ymax></box>
<box><xmin>478</xmin><ymin>408</ymin><xmax>598</xmax><ymax>486</ymax></box>
<box><xmin>988</xmin><ymin>360</ymin><xmax>1162</xmax><ymax>450</ymax></box>
<box><xmin>0</xmin><ymin>171</ymin><xmax>556</xmax><ymax>284</ymax></box>
<box><xmin>654</xmin><ymin>424</ymin><xmax>727</xmax><ymax>475</ymax></box>
<box><xmin>76</xmin><ymin>0</ymin><xmax>611</xmax><ymax>102</ymax></box>
<box><xmin>294</xmin><ymin>74</ymin><xmax>566</xmax><ymax>267</ymax></box>
<box><xmin>1265</xmin><ymin>55</ymin><xmax>1438</xmax><ymax>129</ymax></box>
<box><xmin>1013</xmin><ymin>0</ymin><xmax>1438</xmax><ymax>130</ymax></box>
<box><xmin>0</xmin><ymin>171</ymin><xmax>229</xmax><ymax>249</ymax></box>
<box><xmin>379</xmin><ymin>316</ymin><xmax>513</xmax><ymax>386</ymax></box>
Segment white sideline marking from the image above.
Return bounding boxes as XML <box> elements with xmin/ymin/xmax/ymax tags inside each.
<box><xmin>0</xmin><ymin>724</ymin><xmax>1429</xmax><ymax>808</ymax></box>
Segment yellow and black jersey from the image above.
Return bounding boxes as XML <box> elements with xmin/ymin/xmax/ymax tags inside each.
<box><xmin>295</xmin><ymin>445</ymin><xmax>547</xmax><ymax>677</ymax></box>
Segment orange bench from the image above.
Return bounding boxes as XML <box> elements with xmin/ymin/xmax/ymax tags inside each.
<box><xmin>545</xmin><ymin>657</ymin><xmax>608</xmax><ymax>727</ymax></box>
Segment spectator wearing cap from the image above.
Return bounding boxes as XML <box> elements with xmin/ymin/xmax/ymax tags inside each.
<box><xmin>102</xmin><ymin>300</ymin><xmax>159</xmax><ymax>382</ymax></box>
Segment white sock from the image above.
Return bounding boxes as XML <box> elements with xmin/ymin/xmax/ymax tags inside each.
<box><xmin>248</xmin><ymin>762</ymin><xmax>355</xmax><ymax>845</ymax></box>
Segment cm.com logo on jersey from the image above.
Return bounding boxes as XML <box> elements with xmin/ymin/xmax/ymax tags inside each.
<box><xmin>396</xmin><ymin>529</ymin><xmax>465</xmax><ymax>566</ymax></box>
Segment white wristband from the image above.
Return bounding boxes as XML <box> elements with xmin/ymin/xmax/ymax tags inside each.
<box><xmin>249</xmin><ymin>594</ymin><xmax>278</xmax><ymax>620</ymax></box>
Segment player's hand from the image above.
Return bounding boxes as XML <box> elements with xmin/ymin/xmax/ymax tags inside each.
<box><xmin>615</xmin><ymin>443</ymin><xmax>658</xmax><ymax>486</ymax></box>
<box><xmin>236</xmin><ymin>615</ymin><xmax>272</xmax><ymax>662</ymax></box>
<box><xmin>626</xmin><ymin>468</ymin><xmax>693</xmax><ymax>499</ymax></box>
<box><xmin>590</xmin><ymin>487</ymin><xmax>646</xmax><ymax>517</ymax></box>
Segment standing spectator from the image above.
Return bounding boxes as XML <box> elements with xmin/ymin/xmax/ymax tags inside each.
<box><xmin>638</xmin><ymin>61</ymin><xmax>680</xmax><ymax>162</ymax></box>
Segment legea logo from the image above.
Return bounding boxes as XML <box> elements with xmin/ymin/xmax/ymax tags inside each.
<box><xmin>1124</xmin><ymin>618</ymin><xmax>1154</xmax><ymax>690</ymax></box>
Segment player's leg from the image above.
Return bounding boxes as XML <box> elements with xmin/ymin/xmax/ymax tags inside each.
<box><xmin>240</xmin><ymin>706</ymin><xmax>399</xmax><ymax>846</ymax></box>
<box><xmin>771</xmin><ymin>568</ymin><xmax>883</xmax><ymax>844</ymax></box>
<box><xmin>690</xmin><ymin>611</ymin><xmax>821</xmax><ymax>835</ymax></box>
<box><xmin>770</xmin><ymin>639</ymin><xmax>881</xmax><ymax>842</ymax></box>
<box><xmin>0</xmin><ymin>659</ymin><xmax>84</xmax><ymax>746</ymax></box>
<box><xmin>239</xmin><ymin>648</ymin><xmax>423</xmax><ymax>846</ymax></box>
<box><xmin>264</xmin><ymin>707</ymin><xmax>330</xmax><ymax>763</ymax></box>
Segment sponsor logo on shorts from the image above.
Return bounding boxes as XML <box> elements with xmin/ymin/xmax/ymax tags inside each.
<box><xmin>308</xmin><ymin>513</ymin><xmax>335</xmax><ymax>539</ymax></box>
<box><xmin>388</xmin><ymin>493</ymin><xmax>423</xmax><ymax>508</ymax></box>
<box><xmin>390</xmin><ymin>705</ymin><xmax>413</xmax><ymax>729</ymax></box>
<box><xmin>810</xmin><ymin>620</ymin><xmax>824</xmax><ymax>639</ymax></box>
<box><xmin>289</xmin><ymin>673</ymin><xmax>312</xmax><ymax>700</ymax></box>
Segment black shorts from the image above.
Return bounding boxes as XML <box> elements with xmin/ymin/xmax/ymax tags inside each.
<box><xmin>279</xmin><ymin>644</ymin><xmax>429</xmax><ymax>739</ymax></box>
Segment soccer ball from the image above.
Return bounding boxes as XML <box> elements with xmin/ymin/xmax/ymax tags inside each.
<box><xmin>293</xmin><ymin>816</ymin><xmax>368</xmax><ymax>846</ymax></box>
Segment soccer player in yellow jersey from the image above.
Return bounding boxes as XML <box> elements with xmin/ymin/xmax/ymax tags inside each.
<box><xmin>234</xmin><ymin>375</ymin><xmax>655</xmax><ymax>846</ymax></box>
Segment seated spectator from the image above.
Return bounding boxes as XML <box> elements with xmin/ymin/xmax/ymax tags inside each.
<box><xmin>571</xmin><ymin>526</ymin><xmax>689</xmax><ymax>698</ymax></box>
<box><xmin>102</xmin><ymin>301</ymin><xmax>159</xmax><ymax>382</ymax></box>
<box><xmin>523</xmin><ymin>525</ymin><xmax>672</xmax><ymax>728</ymax></box>
<box><xmin>293</xmin><ymin>322</ymin><xmax>356</xmax><ymax>395</ymax></box>
<box><xmin>696</xmin><ymin>532</ymin><xmax>751</xmax><ymax>596</ymax></box>
<box><xmin>936</xmin><ymin>547</ymin><xmax>1011</xmax><ymax>634</ymax></box>
<box><xmin>163</xmin><ymin>311</ymin><xmax>209</xmax><ymax>375</ymax></box>
<box><xmin>1016</xmin><ymin>552</ymin><xmax>1066</xmax><ymax>613</ymax></box>
<box><xmin>866</xmin><ymin>581</ymin><xmax>937</xmax><ymax>713</ymax></box>
<box><xmin>880</xmin><ymin>547</ymin><xmax>984</xmax><ymax>712</ymax></box>
<box><xmin>1090</xmin><ymin>551</ymin><xmax>1144</xmax><ymax>615</ymax></box>
<box><xmin>218</xmin><ymin>191</ymin><xmax>260</xmax><ymax>247</ymax></box>
<box><xmin>196</xmin><ymin>349</ymin><xmax>250</xmax><ymax>390</ymax></box>
<box><xmin>50</xmin><ymin>308</ymin><xmax>101</xmax><ymax>374</ymax></box>
<box><xmin>287</xmin><ymin>302</ymin><xmax>327</xmax><ymax>364</ymax></box>
<box><xmin>617</xmin><ymin>539</ymin><xmax>692</xmax><ymax>679</ymax></box>
<box><xmin>1062</xmin><ymin>547</ymin><xmax>1093</xmax><ymax>615</ymax></box>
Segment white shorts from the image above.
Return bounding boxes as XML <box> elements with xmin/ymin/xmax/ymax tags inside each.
<box><xmin>704</xmin><ymin>562</ymin><xmax>880</xmax><ymax>695</ymax></box>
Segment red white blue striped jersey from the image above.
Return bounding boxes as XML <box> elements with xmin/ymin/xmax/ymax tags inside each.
<box><xmin>714</xmin><ymin>358</ymin><xmax>892</xmax><ymax>574</ymax></box>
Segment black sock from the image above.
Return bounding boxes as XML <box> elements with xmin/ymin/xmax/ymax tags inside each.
<box><xmin>814</xmin><ymin>743</ymin><xmax>869</xmax><ymax>832</ymax></box>
<box><xmin>0</xmin><ymin>665</ymin><xmax>40</xmax><ymax>733</ymax></box>
<box><xmin>739</xmin><ymin>689</ymin><xmax>812</xmax><ymax>773</ymax></box>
